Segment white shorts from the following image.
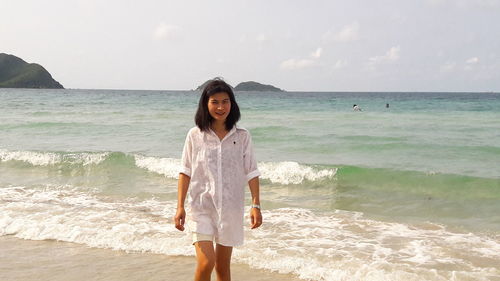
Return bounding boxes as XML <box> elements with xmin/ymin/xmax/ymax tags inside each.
<box><xmin>192</xmin><ymin>232</ymin><xmax>215</xmax><ymax>245</ymax></box>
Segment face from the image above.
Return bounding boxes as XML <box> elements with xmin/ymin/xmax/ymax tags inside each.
<box><xmin>207</xmin><ymin>92</ymin><xmax>231</xmax><ymax>123</ymax></box>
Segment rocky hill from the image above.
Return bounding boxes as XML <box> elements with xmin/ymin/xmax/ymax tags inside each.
<box><xmin>195</xmin><ymin>79</ymin><xmax>283</xmax><ymax>92</ymax></box>
<box><xmin>234</xmin><ymin>81</ymin><xmax>283</xmax><ymax>92</ymax></box>
<box><xmin>0</xmin><ymin>53</ymin><xmax>64</xmax><ymax>89</ymax></box>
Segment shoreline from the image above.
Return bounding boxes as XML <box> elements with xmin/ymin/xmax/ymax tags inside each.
<box><xmin>0</xmin><ymin>236</ymin><xmax>300</xmax><ymax>281</ymax></box>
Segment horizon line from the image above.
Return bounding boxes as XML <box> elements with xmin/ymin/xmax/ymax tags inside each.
<box><xmin>27</xmin><ymin>87</ymin><xmax>500</xmax><ymax>94</ymax></box>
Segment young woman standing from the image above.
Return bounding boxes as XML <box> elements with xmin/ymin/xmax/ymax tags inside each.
<box><xmin>174</xmin><ymin>79</ymin><xmax>262</xmax><ymax>281</ymax></box>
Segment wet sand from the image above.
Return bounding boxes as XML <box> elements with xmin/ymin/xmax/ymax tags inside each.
<box><xmin>0</xmin><ymin>236</ymin><xmax>300</xmax><ymax>281</ymax></box>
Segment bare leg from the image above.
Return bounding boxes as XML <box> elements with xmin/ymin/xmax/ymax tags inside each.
<box><xmin>215</xmin><ymin>243</ymin><xmax>233</xmax><ymax>281</ymax></box>
<box><xmin>194</xmin><ymin>241</ymin><xmax>216</xmax><ymax>281</ymax></box>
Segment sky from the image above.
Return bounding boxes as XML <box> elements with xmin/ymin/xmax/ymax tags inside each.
<box><xmin>1</xmin><ymin>0</ymin><xmax>500</xmax><ymax>92</ymax></box>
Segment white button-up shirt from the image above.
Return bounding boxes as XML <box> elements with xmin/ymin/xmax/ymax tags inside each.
<box><xmin>180</xmin><ymin>125</ymin><xmax>260</xmax><ymax>246</ymax></box>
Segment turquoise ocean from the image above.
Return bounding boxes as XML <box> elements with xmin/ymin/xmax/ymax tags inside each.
<box><xmin>1</xmin><ymin>88</ymin><xmax>499</xmax><ymax>280</ymax></box>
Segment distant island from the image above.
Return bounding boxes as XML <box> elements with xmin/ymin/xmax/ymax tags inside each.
<box><xmin>234</xmin><ymin>81</ymin><xmax>283</xmax><ymax>92</ymax></box>
<box><xmin>196</xmin><ymin>79</ymin><xmax>284</xmax><ymax>92</ymax></box>
<box><xmin>0</xmin><ymin>53</ymin><xmax>64</xmax><ymax>89</ymax></box>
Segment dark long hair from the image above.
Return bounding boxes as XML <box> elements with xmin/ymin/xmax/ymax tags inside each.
<box><xmin>195</xmin><ymin>78</ymin><xmax>240</xmax><ymax>131</ymax></box>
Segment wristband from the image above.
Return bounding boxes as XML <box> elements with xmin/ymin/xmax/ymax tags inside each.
<box><xmin>251</xmin><ymin>204</ymin><xmax>261</xmax><ymax>210</ymax></box>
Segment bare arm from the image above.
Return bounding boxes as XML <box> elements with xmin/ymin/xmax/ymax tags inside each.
<box><xmin>174</xmin><ymin>173</ymin><xmax>190</xmax><ymax>231</ymax></box>
<box><xmin>248</xmin><ymin>177</ymin><xmax>262</xmax><ymax>229</ymax></box>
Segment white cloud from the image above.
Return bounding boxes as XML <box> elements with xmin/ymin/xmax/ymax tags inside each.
<box><xmin>426</xmin><ymin>0</ymin><xmax>447</xmax><ymax>6</ymax></box>
<box><xmin>440</xmin><ymin>62</ymin><xmax>456</xmax><ymax>72</ymax></box>
<box><xmin>333</xmin><ymin>60</ymin><xmax>348</xmax><ymax>69</ymax></box>
<box><xmin>238</xmin><ymin>34</ymin><xmax>247</xmax><ymax>43</ymax></box>
<box><xmin>334</xmin><ymin>22</ymin><xmax>360</xmax><ymax>42</ymax></box>
<box><xmin>280</xmin><ymin>47</ymin><xmax>323</xmax><ymax>70</ymax></box>
<box><xmin>367</xmin><ymin>46</ymin><xmax>401</xmax><ymax>69</ymax></box>
<box><xmin>153</xmin><ymin>23</ymin><xmax>181</xmax><ymax>40</ymax></box>
<box><xmin>466</xmin><ymin>57</ymin><xmax>479</xmax><ymax>64</ymax></box>
<box><xmin>427</xmin><ymin>0</ymin><xmax>500</xmax><ymax>8</ymax></box>
<box><xmin>464</xmin><ymin>57</ymin><xmax>479</xmax><ymax>71</ymax></box>
<box><xmin>238</xmin><ymin>33</ymin><xmax>269</xmax><ymax>47</ymax></box>
<box><xmin>459</xmin><ymin>0</ymin><xmax>500</xmax><ymax>8</ymax></box>
<box><xmin>256</xmin><ymin>33</ymin><xmax>268</xmax><ymax>42</ymax></box>
<box><xmin>280</xmin><ymin>58</ymin><xmax>316</xmax><ymax>70</ymax></box>
<box><xmin>311</xmin><ymin>48</ymin><xmax>322</xmax><ymax>59</ymax></box>
<box><xmin>255</xmin><ymin>33</ymin><xmax>271</xmax><ymax>51</ymax></box>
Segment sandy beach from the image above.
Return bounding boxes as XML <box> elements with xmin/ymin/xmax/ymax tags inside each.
<box><xmin>0</xmin><ymin>236</ymin><xmax>300</xmax><ymax>281</ymax></box>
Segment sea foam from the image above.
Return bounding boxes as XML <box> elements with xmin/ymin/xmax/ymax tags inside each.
<box><xmin>0</xmin><ymin>149</ymin><xmax>336</xmax><ymax>185</ymax></box>
<box><xmin>258</xmin><ymin>161</ymin><xmax>337</xmax><ymax>184</ymax></box>
<box><xmin>1</xmin><ymin>185</ymin><xmax>498</xmax><ymax>281</ymax></box>
<box><xmin>133</xmin><ymin>155</ymin><xmax>181</xmax><ymax>179</ymax></box>
<box><xmin>0</xmin><ymin>149</ymin><xmax>108</xmax><ymax>166</ymax></box>
<box><xmin>133</xmin><ymin>154</ymin><xmax>337</xmax><ymax>185</ymax></box>
<box><xmin>0</xmin><ymin>185</ymin><xmax>191</xmax><ymax>256</ymax></box>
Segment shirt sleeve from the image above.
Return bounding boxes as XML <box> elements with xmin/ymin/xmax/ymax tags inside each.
<box><xmin>179</xmin><ymin>130</ymin><xmax>193</xmax><ymax>177</ymax></box>
<box><xmin>243</xmin><ymin>132</ymin><xmax>260</xmax><ymax>181</ymax></box>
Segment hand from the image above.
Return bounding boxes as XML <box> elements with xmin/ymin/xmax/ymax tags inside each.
<box><xmin>250</xmin><ymin>207</ymin><xmax>262</xmax><ymax>229</ymax></box>
<box><xmin>174</xmin><ymin>208</ymin><xmax>186</xmax><ymax>231</ymax></box>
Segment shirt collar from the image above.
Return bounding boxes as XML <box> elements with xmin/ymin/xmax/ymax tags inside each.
<box><xmin>208</xmin><ymin>125</ymin><xmax>237</xmax><ymax>143</ymax></box>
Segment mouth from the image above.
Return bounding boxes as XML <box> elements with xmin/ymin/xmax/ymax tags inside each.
<box><xmin>215</xmin><ymin>112</ymin><xmax>226</xmax><ymax>116</ymax></box>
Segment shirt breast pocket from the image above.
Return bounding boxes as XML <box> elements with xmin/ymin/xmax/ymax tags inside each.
<box><xmin>225</xmin><ymin>138</ymin><xmax>245</xmax><ymax>171</ymax></box>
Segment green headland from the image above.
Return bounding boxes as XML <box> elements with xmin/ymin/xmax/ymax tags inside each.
<box><xmin>196</xmin><ymin>79</ymin><xmax>283</xmax><ymax>92</ymax></box>
<box><xmin>0</xmin><ymin>53</ymin><xmax>64</xmax><ymax>89</ymax></box>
